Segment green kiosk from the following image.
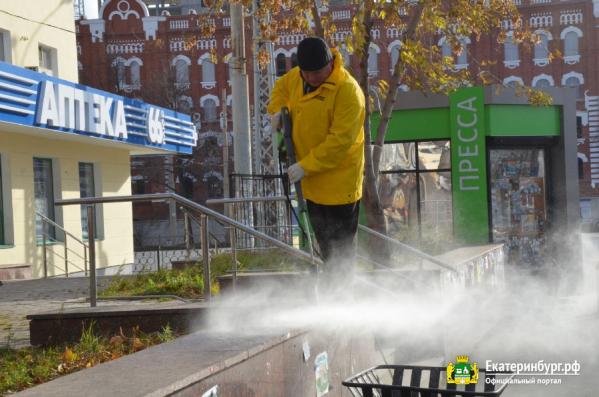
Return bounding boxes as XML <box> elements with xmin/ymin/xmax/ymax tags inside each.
<box><xmin>374</xmin><ymin>86</ymin><xmax>580</xmax><ymax>266</ymax></box>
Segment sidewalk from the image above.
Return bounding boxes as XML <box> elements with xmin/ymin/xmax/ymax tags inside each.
<box><xmin>0</xmin><ymin>277</ymin><xmax>166</xmax><ymax>349</ymax></box>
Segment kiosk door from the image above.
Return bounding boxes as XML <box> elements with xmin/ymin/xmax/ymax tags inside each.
<box><xmin>489</xmin><ymin>148</ymin><xmax>547</xmax><ymax>265</ymax></box>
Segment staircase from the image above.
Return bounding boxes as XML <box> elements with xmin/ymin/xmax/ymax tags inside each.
<box><xmin>585</xmin><ymin>94</ymin><xmax>599</xmax><ymax>188</ymax></box>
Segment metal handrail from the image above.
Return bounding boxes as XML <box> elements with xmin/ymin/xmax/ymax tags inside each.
<box><xmin>55</xmin><ymin>193</ymin><xmax>323</xmax><ymax>306</ymax></box>
<box><xmin>36</xmin><ymin>212</ymin><xmax>89</xmax><ymax>248</ymax></box>
<box><xmin>36</xmin><ymin>212</ymin><xmax>89</xmax><ymax>278</ymax></box>
<box><xmin>358</xmin><ymin>224</ymin><xmax>458</xmax><ymax>273</ymax></box>
<box><xmin>206</xmin><ymin>195</ymin><xmax>289</xmax><ymax>205</ymax></box>
<box><xmin>57</xmin><ymin>193</ymin><xmax>319</xmax><ymax>264</ymax></box>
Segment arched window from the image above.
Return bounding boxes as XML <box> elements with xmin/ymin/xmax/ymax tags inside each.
<box><xmin>534</xmin><ymin>32</ymin><xmax>549</xmax><ymax>60</ymax></box>
<box><xmin>224</xmin><ymin>53</ymin><xmax>232</xmax><ymax>83</ymax></box>
<box><xmin>339</xmin><ymin>48</ymin><xmax>350</xmax><ymax>68</ymax></box>
<box><xmin>441</xmin><ymin>40</ymin><xmax>451</xmax><ymax>58</ymax></box>
<box><xmin>130</xmin><ymin>60</ymin><xmax>141</xmax><ymax>86</ymax></box>
<box><xmin>578</xmin><ymin>158</ymin><xmax>584</xmax><ymax>179</ymax></box>
<box><xmin>177</xmin><ymin>96</ymin><xmax>192</xmax><ymax>114</ymax></box>
<box><xmin>368</xmin><ymin>44</ymin><xmax>379</xmax><ymax>75</ymax></box>
<box><xmin>390</xmin><ymin>45</ymin><xmax>400</xmax><ymax>71</ymax></box>
<box><xmin>439</xmin><ymin>37</ymin><xmax>469</xmax><ymax>68</ymax></box>
<box><xmin>564</xmin><ymin>31</ymin><xmax>579</xmax><ymax>57</ymax></box>
<box><xmin>175</xmin><ymin>59</ymin><xmax>189</xmax><ymax>85</ymax></box>
<box><xmin>535</xmin><ymin>78</ymin><xmax>551</xmax><ymax>88</ymax></box>
<box><xmin>532</xmin><ymin>74</ymin><xmax>554</xmax><ymax>88</ymax></box>
<box><xmin>503</xmin><ymin>76</ymin><xmax>523</xmax><ymax>89</ymax></box>
<box><xmin>203</xmin><ymin>98</ymin><xmax>217</xmax><ymax>122</ymax></box>
<box><xmin>565</xmin><ymin>76</ymin><xmax>582</xmax><ymax>99</ymax></box>
<box><xmin>113</xmin><ymin>58</ymin><xmax>126</xmax><ymax>89</ymax></box>
<box><xmin>202</xmin><ymin>58</ymin><xmax>215</xmax><ymax>83</ymax></box>
<box><xmin>504</xmin><ymin>36</ymin><xmax>519</xmax><ymax>62</ymax></box>
<box><xmin>291</xmin><ymin>52</ymin><xmax>298</xmax><ymax>68</ymax></box>
<box><xmin>456</xmin><ymin>38</ymin><xmax>468</xmax><ymax>66</ymax></box>
<box><xmin>276</xmin><ymin>53</ymin><xmax>287</xmax><ymax>77</ymax></box>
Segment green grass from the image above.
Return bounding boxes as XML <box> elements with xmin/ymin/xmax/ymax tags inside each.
<box><xmin>100</xmin><ymin>249</ymin><xmax>310</xmax><ymax>299</ymax></box>
<box><xmin>0</xmin><ymin>325</ymin><xmax>176</xmax><ymax>395</ymax></box>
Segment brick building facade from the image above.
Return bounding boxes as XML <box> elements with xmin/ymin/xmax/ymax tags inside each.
<box><xmin>76</xmin><ymin>0</ymin><xmax>599</xmax><ymax>224</ymax></box>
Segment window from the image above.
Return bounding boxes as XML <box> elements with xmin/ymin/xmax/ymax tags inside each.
<box><xmin>441</xmin><ymin>40</ymin><xmax>451</xmax><ymax>58</ymax></box>
<box><xmin>79</xmin><ymin>163</ymin><xmax>97</xmax><ymax>240</ymax></box>
<box><xmin>34</xmin><ymin>158</ymin><xmax>55</xmax><ymax>240</ymax></box>
<box><xmin>203</xmin><ymin>98</ymin><xmax>217</xmax><ymax>122</ymax></box>
<box><xmin>291</xmin><ymin>52</ymin><xmax>298</xmax><ymax>68</ymax></box>
<box><xmin>174</xmin><ymin>58</ymin><xmax>190</xmax><ymax>86</ymax></box>
<box><xmin>504</xmin><ymin>37</ymin><xmax>519</xmax><ymax>61</ymax></box>
<box><xmin>130</xmin><ymin>60</ymin><xmax>141</xmax><ymax>86</ymax></box>
<box><xmin>177</xmin><ymin>96</ymin><xmax>192</xmax><ymax>114</ymax></box>
<box><xmin>504</xmin><ymin>35</ymin><xmax>519</xmax><ymax>68</ymax></box>
<box><xmin>456</xmin><ymin>39</ymin><xmax>468</xmax><ymax>66</ymax></box>
<box><xmin>564</xmin><ymin>31</ymin><xmax>579</xmax><ymax>57</ymax></box>
<box><xmin>0</xmin><ymin>29</ymin><xmax>10</xmax><ymax>63</ymax></box>
<box><xmin>533</xmin><ymin>32</ymin><xmax>550</xmax><ymax>62</ymax></box>
<box><xmin>565</xmin><ymin>76</ymin><xmax>582</xmax><ymax>99</ymax></box>
<box><xmin>578</xmin><ymin>158</ymin><xmax>584</xmax><ymax>180</ymax></box>
<box><xmin>368</xmin><ymin>45</ymin><xmax>379</xmax><ymax>75</ymax></box>
<box><xmin>338</xmin><ymin>48</ymin><xmax>349</xmax><ymax>68</ymax></box>
<box><xmin>576</xmin><ymin>116</ymin><xmax>583</xmax><ymax>139</ymax></box>
<box><xmin>379</xmin><ymin>141</ymin><xmax>452</xmax><ymax>246</ymax></box>
<box><xmin>532</xmin><ymin>74</ymin><xmax>554</xmax><ymax>88</ymax></box>
<box><xmin>503</xmin><ymin>76</ymin><xmax>523</xmax><ymax>88</ymax></box>
<box><xmin>561</xmin><ymin>27</ymin><xmax>582</xmax><ymax>64</ymax></box>
<box><xmin>201</xmin><ymin>58</ymin><xmax>215</xmax><ymax>83</ymax></box>
<box><xmin>440</xmin><ymin>37</ymin><xmax>469</xmax><ymax>69</ymax></box>
<box><xmin>115</xmin><ymin>58</ymin><xmax>126</xmax><ymax>89</ymax></box>
<box><xmin>39</xmin><ymin>45</ymin><xmax>57</xmax><ymax>76</ymax></box>
<box><xmin>390</xmin><ymin>45</ymin><xmax>400</xmax><ymax>72</ymax></box>
<box><xmin>225</xmin><ymin>56</ymin><xmax>233</xmax><ymax>83</ymax></box>
<box><xmin>132</xmin><ymin>176</ymin><xmax>147</xmax><ymax>194</ymax></box>
<box><xmin>276</xmin><ymin>53</ymin><xmax>287</xmax><ymax>77</ymax></box>
<box><xmin>535</xmin><ymin>79</ymin><xmax>551</xmax><ymax>88</ymax></box>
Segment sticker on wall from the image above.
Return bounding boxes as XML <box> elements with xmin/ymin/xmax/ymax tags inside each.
<box><xmin>303</xmin><ymin>340</ymin><xmax>311</xmax><ymax>361</ymax></box>
<box><xmin>314</xmin><ymin>352</ymin><xmax>329</xmax><ymax>397</ymax></box>
<box><xmin>202</xmin><ymin>385</ymin><xmax>218</xmax><ymax>397</ymax></box>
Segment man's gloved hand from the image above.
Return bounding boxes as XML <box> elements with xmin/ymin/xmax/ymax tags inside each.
<box><xmin>270</xmin><ymin>112</ymin><xmax>281</xmax><ymax>131</ymax></box>
<box><xmin>287</xmin><ymin>163</ymin><xmax>305</xmax><ymax>184</ymax></box>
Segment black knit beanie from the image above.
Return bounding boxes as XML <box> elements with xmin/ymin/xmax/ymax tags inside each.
<box><xmin>297</xmin><ymin>37</ymin><xmax>333</xmax><ymax>71</ymax></box>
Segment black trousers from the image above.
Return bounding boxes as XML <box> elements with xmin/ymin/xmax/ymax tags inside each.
<box><xmin>306</xmin><ymin>200</ymin><xmax>360</xmax><ymax>266</ymax></box>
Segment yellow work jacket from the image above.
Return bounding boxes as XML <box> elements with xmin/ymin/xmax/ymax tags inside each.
<box><xmin>267</xmin><ymin>49</ymin><xmax>365</xmax><ymax>205</ymax></box>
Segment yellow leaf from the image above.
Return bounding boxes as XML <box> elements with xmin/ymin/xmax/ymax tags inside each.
<box><xmin>131</xmin><ymin>337</ymin><xmax>145</xmax><ymax>351</ymax></box>
<box><xmin>63</xmin><ymin>347</ymin><xmax>77</xmax><ymax>363</ymax></box>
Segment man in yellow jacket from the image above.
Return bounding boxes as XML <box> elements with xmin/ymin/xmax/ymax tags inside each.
<box><xmin>268</xmin><ymin>37</ymin><xmax>365</xmax><ymax>281</ymax></box>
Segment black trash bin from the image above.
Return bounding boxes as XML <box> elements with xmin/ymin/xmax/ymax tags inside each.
<box><xmin>342</xmin><ymin>364</ymin><xmax>514</xmax><ymax>397</ymax></box>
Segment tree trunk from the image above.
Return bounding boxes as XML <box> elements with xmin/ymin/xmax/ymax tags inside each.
<box><xmin>373</xmin><ymin>4</ymin><xmax>424</xmax><ymax>173</ymax></box>
<box><xmin>310</xmin><ymin>1</ymin><xmax>325</xmax><ymax>38</ymax></box>
<box><xmin>359</xmin><ymin>4</ymin><xmax>386</xmax><ymax>235</ymax></box>
<box><xmin>356</xmin><ymin>3</ymin><xmax>391</xmax><ymax>266</ymax></box>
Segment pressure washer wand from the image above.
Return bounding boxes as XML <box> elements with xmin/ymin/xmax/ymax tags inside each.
<box><xmin>280</xmin><ymin>107</ymin><xmax>316</xmax><ymax>272</ymax></box>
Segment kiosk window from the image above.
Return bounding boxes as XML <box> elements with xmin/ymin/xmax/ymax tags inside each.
<box><xmin>379</xmin><ymin>140</ymin><xmax>452</xmax><ymax>249</ymax></box>
<box><xmin>34</xmin><ymin>158</ymin><xmax>55</xmax><ymax>239</ymax></box>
